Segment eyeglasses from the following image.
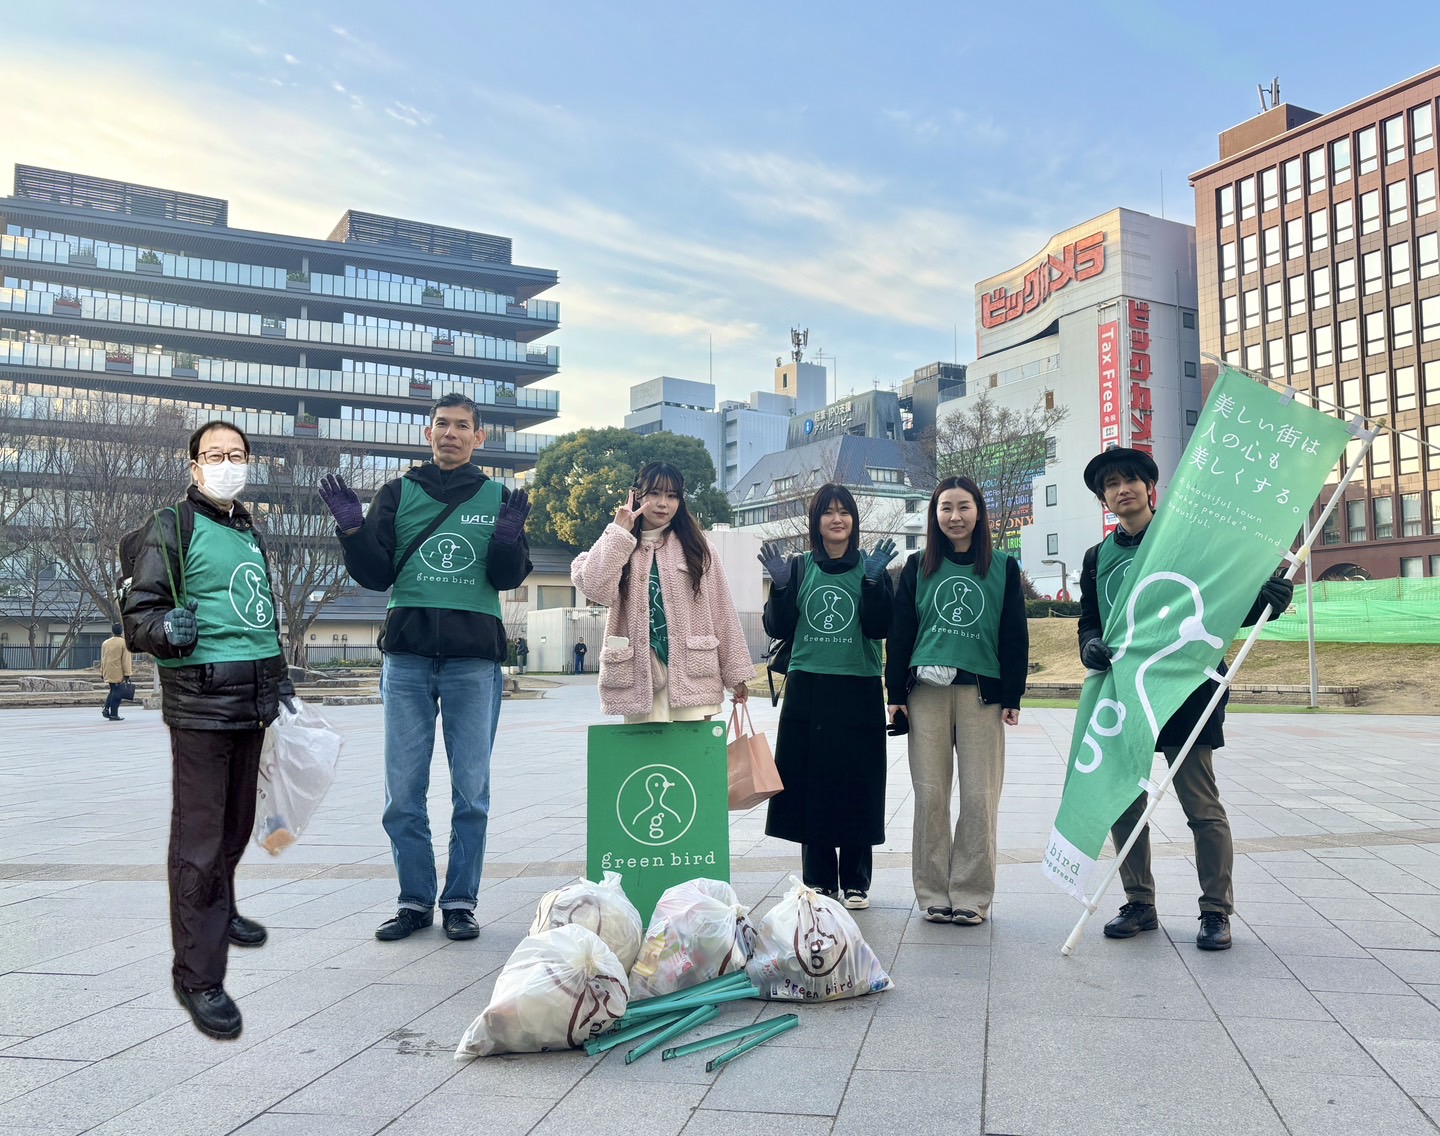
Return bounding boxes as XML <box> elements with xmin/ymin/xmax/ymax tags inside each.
<box><xmin>196</xmin><ymin>450</ymin><xmax>250</xmax><ymax>465</ymax></box>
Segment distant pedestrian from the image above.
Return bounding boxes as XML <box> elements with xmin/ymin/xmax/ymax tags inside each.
<box><xmin>516</xmin><ymin>636</ymin><xmax>529</xmax><ymax>674</ymax></box>
<box><xmin>573</xmin><ymin>637</ymin><xmax>588</xmax><ymax>674</ymax></box>
<box><xmin>123</xmin><ymin>420</ymin><xmax>293</xmax><ymax>1041</ymax></box>
<box><xmin>572</xmin><ymin>461</ymin><xmax>752</xmax><ymax>722</ymax></box>
<box><xmin>100</xmin><ymin>623</ymin><xmax>132</xmax><ymax>722</ymax></box>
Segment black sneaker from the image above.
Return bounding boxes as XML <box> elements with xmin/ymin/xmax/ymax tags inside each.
<box><xmin>227</xmin><ymin>913</ymin><xmax>268</xmax><ymax>947</ymax></box>
<box><xmin>923</xmin><ymin>906</ymin><xmax>953</xmax><ymax>923</ymax></box>
<box><xmin>951</xmin><ymin>909</ymin><xmax>984</xmax><ymax>925</ymax></box>
<box><xmin>1103</xmin><ymin>902</ymin><xmax>1159</xmax><ymax>939</ymax></box>
<box><xmin>443</xmin><ymin>909</ymin><xmax>479</xmax><ymax>941</ymax></box>
<box><xmin>1196</xmin><ymin>912</ymin><xmax>1232</xmax><ymax>951</ymax></box>
<box><xmin>375</xmin><ymin>908</ymin><xmax>434</xmax><ymax>941</ymax></box>
<box><xmin>174</xmin><ymin>982</ymin><xmax>242</xmax><ymax>1040</ymax></box>
<box><xmin>843</xmin><ymin>890</ymin><xmax>870</xmax><ymax>910</ymax></box>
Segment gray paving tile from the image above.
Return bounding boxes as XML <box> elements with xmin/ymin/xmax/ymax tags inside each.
<box><xmin>985</xmin><ymin>1014</ymin><xmax>1286</xmax><ymax>1136</ymax></box>
<box><xmin>1373</xmin><ymin>948</ymin><xmax>1440</xmax><ymax>985</ymax></box>
<box><xmin>682</xmin><ymin>1112</ymin><xmax>833</xmax><ymax>1136</ymax></box>
<box><xmin>269</xmin><ymin>1045</ymin><xmax>462</xmax><ymax>1117</ymax></box>
<box><xmin>0</xmin><ymin>1057</ymin><xmax>87</xmax><ymax>1106</ymax></box>
<box><xmin>530</xmin><ymin>1080</ymin><xmax>705</xmax><ymax>1135</ymax></box>
<box><xmin>697</xmin><ymin>1045</ymin><xmax>854</xmax><ymax>1117</ymax></box>
<box><xmin>1222</xmin><ymin>1017</ymin><xmax>1383</xmax><ymax>1077</ymax></box>
<box><xmin>832</xmin><ymin>1068</ymin><xmax>979</xmax><ymax>1135</ymax></box>
<box><xmin>1316</xmin><ymin>991</ymin><xmax>1440</xmax><ymax>1040</ymax></box>
<box><xmin>231</xmin><ymin>1115</ymin><xmax>387</xmax><ymax>1136</ymax></box>
<box><xmin>1283</xmin><ymin>953</ymin><xmax>1414</xmax><ymax>995</ymax></box>
<box><xmin>379</xmin><ymin>1092</ymin><xmax>551</xmax><ymax>1136</ymax></box>
<box><xmin>1254</xmin><ymin>1070</ymin><xmax>1438</xmax><ymax>1136</ymax></box>
<box><xmin>0</xmin><ymin>1056</ymin><xmax>212</xmax><ymax>1132</ymax></box>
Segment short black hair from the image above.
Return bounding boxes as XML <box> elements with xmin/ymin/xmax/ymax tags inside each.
<box><xmin>431</xmin><ymin>393</ymin><xmax>480</xmax><ymax>430</ymax></box>
<box><xmin>807</xmin><ymin>483</ymin><xmax>861</xmax><ymax>554</ymax></box>
<box><xmin>188</xmin><ymin>420</ymin><xmax>251</xmax><ymax>461</ymax></box>
<box><xmin>111</xmin><ymin>623</ymin><xmax>123</xmax><ymax>636</ymax></box>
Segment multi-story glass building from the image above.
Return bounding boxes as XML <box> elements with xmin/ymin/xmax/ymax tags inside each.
<box><xmin>1190</xmin><ymin>68</ymin><xmax>1440</xmax><ymax>580</ymax></box>
<box><xmin>0</xmin><ymin>164</ymin><xmax>559</xmax><ymax>663</ymax></box>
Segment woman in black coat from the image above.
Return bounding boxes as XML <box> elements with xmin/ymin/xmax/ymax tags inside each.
<box><xmin>758</xmin><ymin>484</ymin><xmax>896</xmax><ymax>908</ymax></box>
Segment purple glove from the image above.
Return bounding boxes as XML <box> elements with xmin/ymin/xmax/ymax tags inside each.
<box><xmin>492</xmin><ymin>488</ymin><xmax>531</xmax><ymax>546</ymax></box>
<box><xmin>319</xmin><ymin>474</ymin><xmax>364</xmax><ymax>533</ymax></box>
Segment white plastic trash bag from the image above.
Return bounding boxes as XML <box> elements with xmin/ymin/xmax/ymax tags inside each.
<box><xmin>455</xmin><ymin>924</ymin><xmax>629</xmax><ymax>1058</ymax></box>
<box><xmin>252</xmin><ymin>698</ymin><xmax>342</xmax><ymax>855</ymax></box>
<box><xmin>746</xmin><ymin>877</ymin><xmax>894</xmax><ymax>1001</ymax></box>
<box><xmin>629</xmin><ymin>878</ymin><xmax>756</xmax><ymax>999</ymax></box>
<box><xmin>530</xmin><ymin>871</ymin><xmax>645</xmax><ymax>973</ymax></box>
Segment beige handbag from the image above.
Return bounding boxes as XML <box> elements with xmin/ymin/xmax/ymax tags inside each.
<box><xmin>726</xmin><ymin>703</ymin><xmax>783</xmax><ymax>810</ymax></box>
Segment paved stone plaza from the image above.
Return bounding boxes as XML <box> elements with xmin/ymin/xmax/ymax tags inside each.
<box><xmin>4</xmin><ymin>678</ymin><xmax>1440</xmax><ymax>1134</ymax></box>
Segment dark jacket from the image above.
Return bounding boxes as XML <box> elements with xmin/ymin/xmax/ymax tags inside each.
<box><xmin>337</xmin><ymin>462</ymin><xmax>531</xmax><ymax>660</ymax></box>
<box><xmin>122</xmin><ymin>486</ymin><xmax>291</xmax><ymax>731</ymax></box>
<box><xmin>885</xmin><ymin>548</ymin><xmax>1029</xmax><ymax>709</ymax></box>
<box><xmin>1078</xmin><ymin>523</ymin><xmax>1276</xmax><ymax>750</ymax></box>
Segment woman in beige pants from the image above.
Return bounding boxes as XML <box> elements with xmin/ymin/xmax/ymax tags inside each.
<box><xmin>884</xmin><ymin>476</ymin><xmax>1028</xmax><ymax>926</ymax></box>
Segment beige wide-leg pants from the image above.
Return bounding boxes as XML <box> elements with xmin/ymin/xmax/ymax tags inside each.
<box><xmin>907</xmin><ymin>683</ymin><xmax>1006</xmax><ymax>918</ymax></box>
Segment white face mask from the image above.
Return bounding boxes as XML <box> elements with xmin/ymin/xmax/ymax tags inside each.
<box><xmin>195</xmin><ymin>460</ymin><xmax>249</xmax><ymax>503</ymax></box>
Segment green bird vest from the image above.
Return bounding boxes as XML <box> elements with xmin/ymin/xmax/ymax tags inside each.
<box><xmin>160</xmin><ymin>513</ymin><xmax>280</xmax><ymax>668</ymax></box>
<box><xmin>788</xmin><ymin>554</ymin><xmax>882</xmax><ymax>677</ymax></box>
<box><xmin>1095</xmin><ymin>533</ymin><xmax>1141</xmax><ymax>626</ymax></box>
<box><xmin>389</xmin><ymin>478</ymin><xmax>503</xmax><ymax>617</ymax></box>
<box><xmin>648</xmin><ymin>559</ymin><xmax>669</xmax><ymax>665</ymax></box>
<box><xmin>910</xmin><ymin>551</ymin><xmax>1010</xmax><ymax>679</ymax></box>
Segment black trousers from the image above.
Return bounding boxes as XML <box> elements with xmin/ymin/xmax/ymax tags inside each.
<box><xmin>168</xmin><ymin>727</ymin><xmax>265</xmax><ymax>991</ymax></box>
<box><xmin>801</xmin><ymin>845</ymin><xmax>873</xmax><ymax>894</ymax></box>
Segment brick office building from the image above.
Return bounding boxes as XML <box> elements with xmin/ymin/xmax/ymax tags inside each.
<box><xmin>1191</xmin><ymin>68</ymin><xmax>1440</xmax><ymax>580</ymax></box>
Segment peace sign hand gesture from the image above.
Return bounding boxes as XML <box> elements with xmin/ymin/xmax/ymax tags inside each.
<box><xmin>614</xmin><ymin>488</ymin><xmax>645</xmax><ymax>529</ymax></box>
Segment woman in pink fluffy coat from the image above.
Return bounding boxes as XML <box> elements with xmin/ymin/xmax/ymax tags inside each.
<box><xmin>571</xmin><ymin>461</ymin><xmax>753</xmax><ymax>723</ymax></box>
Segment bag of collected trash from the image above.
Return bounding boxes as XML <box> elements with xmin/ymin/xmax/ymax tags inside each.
<box><xmin>455</xmin><ymin>924</ymin><xmax>629</xmax><ymax>1058</ymax></box>
<box><xmin>252</xmin><ymin>698</ymin><xmax>342</xmax><ymax>854</ymax></box>
<box><xmin>746</xmin><ymin>878</ymin><xmax>894</xmax><ymax>1001</ymax></box>
<box><xmin>530</xmin><ymin>871</ymin><xmax>645</xmax><ymax>972</ymax></box>
<box><xmin>629</xmin><ymin>878</ymin><xmax>756</xmax><ymax>999</ymax></box>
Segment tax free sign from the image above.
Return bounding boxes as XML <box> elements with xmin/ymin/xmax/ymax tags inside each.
<box><xmin>1042</xmin><ymin>367</ymin><xmax>1355</xmax><ymax>901</ymax></box>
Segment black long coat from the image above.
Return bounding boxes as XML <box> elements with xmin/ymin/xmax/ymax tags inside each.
<box><xmin>762</xmin><ymin>550</ymin><xmax>892</xmax><ymax>847</ymax></box>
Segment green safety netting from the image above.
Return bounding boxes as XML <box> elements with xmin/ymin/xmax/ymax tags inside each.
<box><xmin>1257</xmin><ymin>578</ymin><xmax>1440</xmax><ymax>644</ymax></box>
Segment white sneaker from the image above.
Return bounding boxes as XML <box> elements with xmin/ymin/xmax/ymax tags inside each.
<box><xmin>951</xmin><ymin>909</ymin><xmax>984</xmax><ymax>925</ymax></box>
<box><xmin>843</xmin><ymin>890</ymin><xmax>869</xmax><ymax>910</ymax></box>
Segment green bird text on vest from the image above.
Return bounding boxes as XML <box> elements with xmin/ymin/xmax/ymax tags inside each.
<box><xmin>389</xmin><ymin>479</ymin><xmax>503</xmax><ymax>617</ymax></box>
<box><xmin>160</xmin><ymin>515</ymin><xmax>279</xmax><ymax>667</ymax></box>
<box><xmin>789</xmin><ymin>555</ymin><xmax>882</xmax><ymax>676</ymax></box>
<box><xmin>909</xmin><ymin>553</ymin><xmax>1010</xmax><ymax>678</ymax></box>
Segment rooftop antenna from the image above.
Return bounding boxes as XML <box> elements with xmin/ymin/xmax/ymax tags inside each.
<box><xmin>1256</xmin><ymin>76</ymin><xmax>1281</xmax><ymax>113</ymax></box>
<box><xmin>790</xmin><ymin>326</ymin><xmax>808</xmax><ymax>364</ymax></box>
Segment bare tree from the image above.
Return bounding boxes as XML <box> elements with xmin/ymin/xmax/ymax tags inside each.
<box><xmin>935</xmin><ymin>393</ymin><xmax>1068</xmax><ymax>555</ymax></box>
<box><xmin>750</xmin><ymin>466</ymin><xmax>917</xmax><ymax>554</ymax></box>
<box><xmin>23</xmin><ymin>393</ymin><xmax>192</xmax><ymax>624</ymax></box>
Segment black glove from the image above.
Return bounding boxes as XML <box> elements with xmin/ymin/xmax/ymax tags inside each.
<box><xmin>1258</xmin><ymin>574</ymin><xmax>1294</xmax><ymax>613</ymax></box>
<box><xmin>863</xmin><ymin>538</ymin><xmax>898</xmax><ymax>583</ymax></box>
<box><xmin>492</xmin><ymin>488</ymin><xmax>531</xmax><ymax>546</ymax></box>
<box><xmin>1081</xmin><ymin>638</ymin><xmax>1113</xmax><ymax>671</ymax></box>
<box><xmin>164</xmin><ymin>599</ymin><xmax>199</xmax><ymax>648</ymax></box>
<box><xmin>319</xmin><ymin>474</ymin><xmax>364</xmax><ymax>533</ymax></box>
<box><xmin>758</xmin><ymin>541</ymin><xmax>791</xmax><ymax>589</ymax></box>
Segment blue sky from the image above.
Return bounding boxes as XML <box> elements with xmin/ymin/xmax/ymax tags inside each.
<box><xmin>4</xmin><ymin>2</ymin><xmax>1438</xmax><ymax>433</ymax></box>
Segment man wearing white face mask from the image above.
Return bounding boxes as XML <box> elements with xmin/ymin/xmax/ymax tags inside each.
<box><xmin>122</xmin><ymin>420</ymin><xmax>294</xmax><ymax>1040</ymax></box>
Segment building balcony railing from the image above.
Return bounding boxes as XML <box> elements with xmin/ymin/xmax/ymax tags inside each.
<box><xmin>0</xmin><ymin>340</ymin><xmax>559</xmax><ymax>412</ymax></box>
<box><xmin>0</xmin><ymin>286</ymin><xmax>558</xmax><ymax>369</ymax></box>
<box><xmin>0</xmin><ymin>234</ymin><xmax>559</xmax><ymax>323</ymax></box>
<box><xmin>0</xmin><ymin>385</ymin><xmax>556</xmax><ymax>457</ymax></box>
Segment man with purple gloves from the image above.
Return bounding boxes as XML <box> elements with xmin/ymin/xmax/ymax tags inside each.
<box><xmin>319</xmin><ymin>394</ymin><xmax>532</xmax><ymax>943</ymax></box>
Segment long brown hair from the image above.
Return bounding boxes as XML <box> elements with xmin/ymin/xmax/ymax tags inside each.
<box><xmin>921</xmin><ymin>475</ymin><xmax>993</xmax><ymax>579</ymax></box>
<box><xmin>618</xmin><ymin>461</ymin><xmax>711</xmax><ymax>598</ymax></box>
<box><xmin>807</xmin><ymin>483</ymin><xmax>860</xmax><ymax>555</ymax></box>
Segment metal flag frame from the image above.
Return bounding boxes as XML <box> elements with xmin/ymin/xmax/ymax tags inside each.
<box><xmin>1060</xmin><ymin>362</ymin><xmax>1379</xmax><ymax>956</ymax></box>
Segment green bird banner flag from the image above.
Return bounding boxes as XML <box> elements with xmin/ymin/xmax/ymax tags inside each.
<box><xmin>1042</xmin><ymin>367</ymin><xmax>1358</xmax><ymax>902</ymax></box>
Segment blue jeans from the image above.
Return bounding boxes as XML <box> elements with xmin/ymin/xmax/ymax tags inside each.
<box><xmin>380</xmin><ymin>653</ymin><xmax>502</xmax><ymax>912</ymax></box>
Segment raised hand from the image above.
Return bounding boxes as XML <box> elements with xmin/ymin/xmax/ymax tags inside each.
<box><xmin>757</xmin><ymin>541</ymin><xmax>791</xmax><ymax>589</ymax></box>
<box><xmin>164</xmin><ymin>599</ymin><xmax>199</xmax><ymax>648</ymax></box>
<box><xmin>492</xmin><ymin>487</ymin><xmax>531</xmax><ymax>546</ymax></box>
<box><xmin>1081</xmin><ymin>638</ymin><xmax>1113</xmax><ymax>671</ymax></box>
<box><xmin>319</xmin><ymin>474</ymin><xmax>364</xmax><ymax>533</ymax></box>
<box><xmin>863</xmin><ymin>537</ymin><xmax>898</xmax><ymax>582</ymax></box>
<box><xmin>613</xmin><ymin>489</ymin><xmax>645</xmax><ymax>530</ymax></box>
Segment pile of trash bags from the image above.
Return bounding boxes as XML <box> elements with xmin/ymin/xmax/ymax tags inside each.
<box><xmin>456</xmin><ymin>874</ymin><xmax>892</xmax><ymax>1058</ymax></box>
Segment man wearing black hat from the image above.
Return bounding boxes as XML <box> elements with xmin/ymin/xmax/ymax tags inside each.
<box><xmin>1077</xmin><ymin>446</ymin><xmax>1292</xmax><ymax>951</ymax></box>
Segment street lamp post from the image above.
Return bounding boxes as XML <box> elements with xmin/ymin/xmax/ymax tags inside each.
<box><xmin>1041</xmin><ymin>557</ymin><xmax>1071</xmax><ymax>601</ymax></box>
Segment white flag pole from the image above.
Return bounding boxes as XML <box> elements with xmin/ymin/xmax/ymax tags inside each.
<box><xmin>1061</xmin><ymin>416</ymin><xmax>1375</xmax><ymax>956</ymax></box>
